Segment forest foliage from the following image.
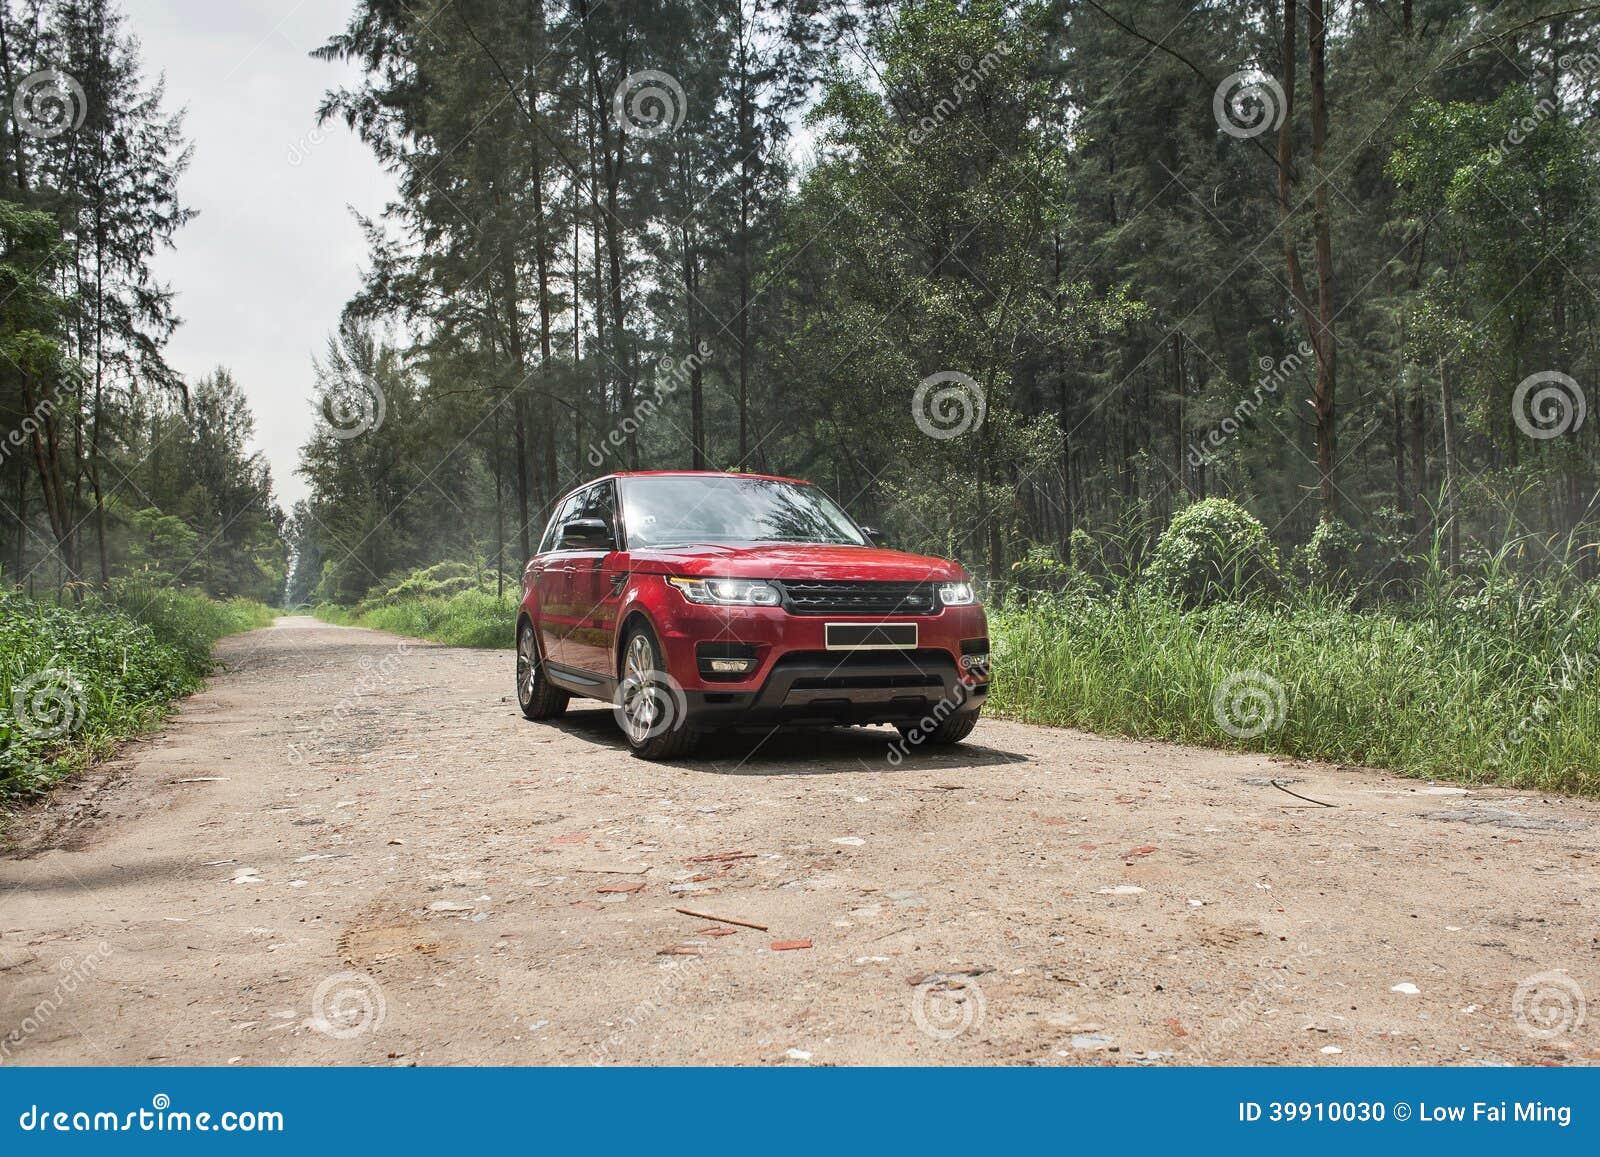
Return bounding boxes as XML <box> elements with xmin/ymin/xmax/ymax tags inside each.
<box><xmin>283</xmin><ymin>0</ymin><xmax>1598</xmax><ymax>604</ymax></box>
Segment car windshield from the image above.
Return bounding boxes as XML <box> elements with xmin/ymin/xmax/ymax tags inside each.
<box><xmin>620</xmin><ymin>475</ymin><xmax>867</xmax><ymax>549</ymax></box>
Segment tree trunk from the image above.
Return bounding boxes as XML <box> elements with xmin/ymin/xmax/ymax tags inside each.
<box><xmin>1438</xmin><ymin>356</ymin><xmax>1460</xmax><ymax>571</ymax></box>
<box><xmin>1276</xmin><ymin>0</ymin><xmax>1338</xmax><ymax>521</ymax></box>
<box><xmin>1409</xmin><ymin>387</ymin><xmax>1429</xmax><ymax>542</ymax></box>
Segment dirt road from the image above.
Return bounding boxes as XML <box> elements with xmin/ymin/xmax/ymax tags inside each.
<box><xmin>2</xmin><ymin>618</ymin><xmax>1596</xmax><ymax>1066</ymax></box>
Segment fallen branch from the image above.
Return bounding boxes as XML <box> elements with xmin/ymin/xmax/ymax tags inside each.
<box><xmin>1272</xmin><ymin>779</ymin><xmax>1337</xmax><ymax>808</ymax></box>
<box><xmin>674</xmin><ymin>907</ymin><xmax>768</xmax><ymax>931</ymax></box>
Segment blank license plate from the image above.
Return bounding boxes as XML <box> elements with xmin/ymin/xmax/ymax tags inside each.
<box><xmin>825</xmin><ymin>623</ymin><xmax>918</xmax><ymax>650</ymax></box>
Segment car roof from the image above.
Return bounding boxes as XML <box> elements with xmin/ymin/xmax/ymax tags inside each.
<box><xmin>603</xmin><ymin>469</ymin><xmax>813</xmax><ymax>487</ymax></box>
<box><xmin>548</xmin><ymin>470</ymin><xmax>816</xmax><ymax>512</ymax></box>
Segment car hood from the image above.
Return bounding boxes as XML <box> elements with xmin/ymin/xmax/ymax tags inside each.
<box><xmin>626</xmin><ymin>542</ymin><xmax>967</xmax><ymax>583</ymax></box>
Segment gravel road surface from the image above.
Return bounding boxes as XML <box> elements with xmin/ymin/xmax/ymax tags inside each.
<box><xmin>3</xmin><ymin>618</ymin><xmax>1595</xmax><ymax>1066</ymax></box>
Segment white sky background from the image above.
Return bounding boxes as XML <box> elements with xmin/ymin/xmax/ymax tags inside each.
<box><xmin>120</xmin><ymin>0</ymin><xmax>394</xmax><ymax>508</ymax></box>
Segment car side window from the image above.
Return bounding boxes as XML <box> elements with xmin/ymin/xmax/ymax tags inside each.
<box><xmin>583</xmin><ymin>480</ymin><xmax>619</xmax><ymax>547</ymax></box>
<box><xmin>539</xmin><ymin>489</ymin><xmax>586</xmax><ymax>554</ymax></box>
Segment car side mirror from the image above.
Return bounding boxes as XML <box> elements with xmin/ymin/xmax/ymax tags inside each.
<box><xmin>859</xmin><ymin>525</ymin><xmax>889</xmax><ymax>546</ymax></box>
<box><xmin>561</xmin><ymin>518</ymin><xmax>614</xmax><ymax>548</ymax></box>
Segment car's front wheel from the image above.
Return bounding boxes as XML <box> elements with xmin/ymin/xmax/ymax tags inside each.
<box><xmin>517</xmin><ymin>620</ymin><xmax>569</xmax><ymax>720</ymax></box>
<box><xmin>615</xmin><ymin>623</ymin><xmax>700</xmax><ymax>760</ymax></box>
<box><xmin>895</xmin><ymin>709</ymin><xmax>980</xmax><ymax>747</ymax></box>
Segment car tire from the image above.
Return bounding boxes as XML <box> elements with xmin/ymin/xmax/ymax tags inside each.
<box><xmin>896</xmin><ymin>709</ymin><xmax>980</xmax><ymax>747</ymax></box>
<box><xmin>616</xmin><ymin>623</ymin><xmax>701</xmax><ymax>760</ymax></box>
<box><xmin>517</xmin><ymin>620</ymin><xmax>569</xmax><ymax>720</ymax></box>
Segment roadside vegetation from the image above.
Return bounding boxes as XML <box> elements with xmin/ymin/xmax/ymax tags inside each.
<box><xmin>990</xmin><ymin>503</ymin><xmax>1600</xmax><ymax>795</ymax></box>
<box><xmin>315</xmin><ymin>562</ymin><xmax>515</xmax><ymax>648</ymax></box>
<box><xmin>0</xmin><ymin>583</ymin><xmax>272</xmax><ymax>803</ymax></box>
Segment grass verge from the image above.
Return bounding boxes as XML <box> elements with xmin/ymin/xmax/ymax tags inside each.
<box><xmin>1</xmin><ymin>584</ymin><xmax>274</xmax><ymax>802</ymax></box>
<box><xmin>317</xmin><ymin>587</ymin><xmax>516</xmax><ymax>649</ymax></box>
<box><xmin>988</xmin><ymin>586</ymin><xmax>1600</xmax><ymax>795</ymax></box>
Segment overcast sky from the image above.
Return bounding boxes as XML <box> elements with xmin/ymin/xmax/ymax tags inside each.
<box><xmin>120</xmin><ymin>0</ymin><xmax>394</xmax><ymax>508</ymax></box>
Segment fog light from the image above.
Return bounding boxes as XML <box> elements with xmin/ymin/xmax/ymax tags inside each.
<box><xmin>708</xmin><ymin>658</ymin><xmax>755</xmax><ymax>675</ymax></box>
<box><xmin>960</xmin><ymin>652</ymin><xmax>989</xmax><ymax>672</ymax></box>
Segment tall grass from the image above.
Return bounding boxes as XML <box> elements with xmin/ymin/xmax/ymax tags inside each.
<box><xmin>0</xmin><ymin>586</ymin><xmax>274</xmax><ymax>801</ymax></box>
<box><xmin>989</xmin><ymin>576</ymin><xmax>1600</xmax><ymax>794</ymax></box>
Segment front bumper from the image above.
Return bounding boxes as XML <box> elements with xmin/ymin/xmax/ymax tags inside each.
<box><xmin>683</xmin><ymin>648</ymin><xmax>987</xmax><ymax>728</ymax></box>
<box><xmin>649</xmin><ymin>588</ymin><xmax>989</xmax><ymax>727</ymax></box>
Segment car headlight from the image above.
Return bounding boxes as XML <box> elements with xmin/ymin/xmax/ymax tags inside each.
<box><xmin>937</xmin><ymin>581</ymin><xmax>978</xmax><ymax>607</ymax></box>
<box><xmin>668</xmin><ymin>576</ymin><xmax>782</xmax><ymax>606</ymax></box>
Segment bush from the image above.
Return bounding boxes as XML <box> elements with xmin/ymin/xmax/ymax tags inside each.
<box><xmin>0</xmin><ymin>588</ymin><xmax>272</xmax><ymax>800</ymax></box>
<box><xmin>358</xmin><ymin>560</ymin><xmax>495</xmax><ymax>611</ymax></box>
<box><xmin>1293</xmin><ymin>517</ymin><xmax>1367</xmax><ymax>593</ymax></box>
<box><xmin>1144</xmin><ymin>498</ymin><xmax>1283</xmax><ymax>607</ymax></box>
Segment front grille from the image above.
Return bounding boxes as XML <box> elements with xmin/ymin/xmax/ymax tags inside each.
<box><xmin>778</xmin><ymin>580</ymin><xmax>937</xmax><ymax>616</ymax></box>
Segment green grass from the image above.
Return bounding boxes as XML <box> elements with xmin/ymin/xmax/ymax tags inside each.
<box><xmin>988</xmin><ymin>583</ymin><xmax>1600</xmax><ymax>795</ymax></box>
<box><xmin>319</xmin><ymin>587</ymin><xmax>516</xmax><ymax>649</ymax></box>
<box><xmin>0</xmin><ymin>585</ymin><xmax>274</xmax><ymax>801</ymax></box>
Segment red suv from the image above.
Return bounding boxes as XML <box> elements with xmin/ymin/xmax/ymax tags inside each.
<box><xmin>516</xmin><ymin>471</ymin><xmax>990</xmax><ymax>759</ymax></box>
